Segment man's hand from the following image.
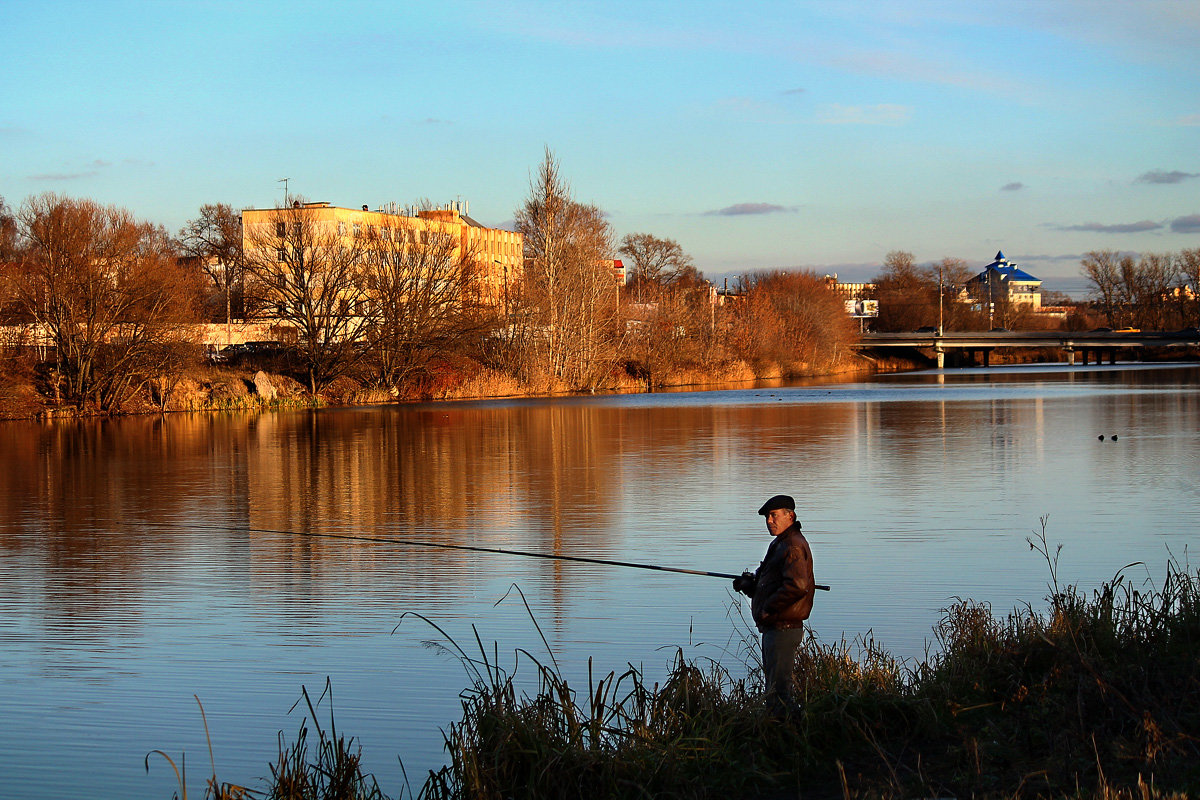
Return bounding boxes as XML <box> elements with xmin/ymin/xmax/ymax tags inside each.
<box><xmin>732</xmin><ymin>571</ymin><xmax>756</xmax><ymax>596</ymax></box>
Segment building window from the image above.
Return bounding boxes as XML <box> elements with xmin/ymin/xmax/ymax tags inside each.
<box><xmin>276</xmin><ymin>222</ymin><xmax>286</xmax><ymax>238</ymax></box>
<box><xmin>338</xmin><ymin>222</ymin><xmax>346</xmax><ymax>236</ymax></box>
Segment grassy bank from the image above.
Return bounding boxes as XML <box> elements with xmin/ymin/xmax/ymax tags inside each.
<box><xmin>164</xmin><ymin>528</ymin><xmax>1199</xmax><ymax>800</ymax></box>
<box><xmin>0</xmin><ymin>352</ymin><xmax>885</xmax><ymax>421</ymax></box>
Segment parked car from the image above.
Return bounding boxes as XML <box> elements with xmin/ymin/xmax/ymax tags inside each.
<box><xmin>914</xmin><ymin>325</ymin><xmax>937</xmax><ymax>333</ymax></box>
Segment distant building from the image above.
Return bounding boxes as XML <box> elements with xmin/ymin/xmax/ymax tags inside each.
<box><xmin>241</xmin><ymin>200</ymin><xmax>523</xmax><ymax>309</ymax></box>
<box><xmin>824</xmin><ymin>274</ymin><xmax>877</xmax><ymax>300</ymax></box>
<box><xmin>966</xmin><ymin>251</ymin><xmax>1042</xmax><ymax>309</ymax></box>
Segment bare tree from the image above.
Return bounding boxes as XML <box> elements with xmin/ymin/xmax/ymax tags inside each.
<box><xmin>1081</xmin><ymin>250</ymin><xmax>1122</xmax><ymax>326</ymax></box>
<box><xmin>618</xmin><ymin>233</ymin><xmax>697</xmax><ymax>299</ymax></box>
<box><xmin>12</xmin><ymin>194</ymin><xmax>200</xmax><ymax>411</ymax></box>
<box><xmin>1176</xmin><ymin>248</ymin><xmax>1200</xmax><ymax>326</ymax></box>
<box><xmin>1126</xmin><ymin>253</ymin><xmax>1177</xmax><ymax>330</ymax></box>
<box><xmin>514</xmin><ymin>150</ymin><xmax>619</xmax><ymax>388</ymax></box>
<box><xmin>359</xmin><ymin>218</ymin><xmax>484</xmax><ymax>391</ymax></box>
<box><xmin>873</xmin><ymin>250</ymin><xmax>936</xmax><ymax>331</ymax></box>
<box><xmin>178</xmin><ymin>203</ymin><xmax>244</xmax><ymax>328</ymax></box>
<box><xmin>0</xmin><ymin>196</ymin><xmax>17</xmax><ymax>325</ymax></box>
<box><xmin>930</xmin><ymin>257</ymin><xmax>977</xmax><ymax>331</ymax></box>
<box><xmin>0</xmin><ymin>196</ymin><xmax>16</xmax><ymax>264</ymax></box>
<box><xmin>622</xmin><ymin>280</ymin><xmax>715</xmax><ymax>388</ymax></box>
<box><xmin>242</xmin><ymin>205</ymin><xmax>372</xmax><ymax>394</ymax></box>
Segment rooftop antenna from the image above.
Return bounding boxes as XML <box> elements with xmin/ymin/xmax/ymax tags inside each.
<box><xmin>277</xmin><ymin>177</ymin><xmax>289</xmax><ymax>208</ymax></box>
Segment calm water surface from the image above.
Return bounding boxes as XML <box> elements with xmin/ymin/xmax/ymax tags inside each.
<box><xmin>1</xmin><ymin>362</ymin><xmax>1198</xmax><ymax>798</ymax></box>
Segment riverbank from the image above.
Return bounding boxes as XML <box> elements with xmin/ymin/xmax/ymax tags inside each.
<box><xmin>0</xmin><ymin>351</ymin><xmax>914</xmax><ymax>421</ymax></box>
<box><xmin>172</xmin><ymin>536</ymin><xmax>1200</xmax><ymax>799</ymax></box>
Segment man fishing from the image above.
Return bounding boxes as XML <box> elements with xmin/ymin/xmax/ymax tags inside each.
<box><xmin>733</xmin><ymin>494</ymin><xmax>815</xmax><ymax>714</ymax></box>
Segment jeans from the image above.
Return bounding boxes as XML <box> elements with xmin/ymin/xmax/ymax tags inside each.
<box><xmin>762</xmin><ymin>626</ymin><xmax>805</xmax><ymax>709</ymax></box>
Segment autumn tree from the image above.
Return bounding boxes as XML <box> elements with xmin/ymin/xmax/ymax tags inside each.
<box><xmin>514</xmin><ymin>150</ymin><xmax>619</xmax><ymax>389</ymax></box>
<box><xmin>359</xmin><ymin>218</ymin><xmax>484</xmax><ymax>392</ymax></box>
<box><xmin>11</xmin><ymin>194</ymin><xmax>200</xmax><ymax>411</ymax></box>
<box><xmin>242</xmin><ymin>204</ymin><xmax>372</xmax><ymax>394</ymax></box>
<box><xmin>726</xmin><ymin>270</ymin><xmax>855</xmax><ymax>373</ymax></box>
<box><xmin>178</xmin><ymin>203</ymin><xmax>244</xmax><ymax>327</ymax></box>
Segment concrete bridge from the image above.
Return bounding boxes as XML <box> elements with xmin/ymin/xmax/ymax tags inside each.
<box><xmin>856</xmin><ymin>329</ymin><xmax>1200</xmax><ymax>368</ymax></box>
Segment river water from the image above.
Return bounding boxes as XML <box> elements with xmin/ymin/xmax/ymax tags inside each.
<box><xmin>1</xmin><ymin>362</ymin><xmax>1197</xmax><ymax>799</ymax></box>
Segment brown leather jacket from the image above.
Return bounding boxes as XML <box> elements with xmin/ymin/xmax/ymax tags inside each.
<box><xmin>749</xmin><ymin>522</ymin><xmax>815</xmax><ymax>632</ymax></box>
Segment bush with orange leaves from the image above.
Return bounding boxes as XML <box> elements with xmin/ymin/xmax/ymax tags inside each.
<box><xmin>723</xmin><ymin>270</ymin><xmax>857</xmax><ymax>376</ymax></box>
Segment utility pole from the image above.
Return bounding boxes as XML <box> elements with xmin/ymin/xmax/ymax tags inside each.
<box><xmin>277</xmin><ymin>177</ymin><xmax>289</xmax><ymax>208</ymax></box>
<box><xmin>938</xmin><ymin>265</ymin><xmax>945</xmax><ymax>335</ymax></box>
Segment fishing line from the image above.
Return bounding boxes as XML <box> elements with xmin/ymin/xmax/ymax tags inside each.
<box><xmin>183</xmin><ymin>523</ymin><xmax>832</xmax><ymax>591</ymax></box>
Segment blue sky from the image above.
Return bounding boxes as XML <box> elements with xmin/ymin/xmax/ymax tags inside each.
<box><xmin>3</xmin><ymin>0</ymin><xmax>1198</xmax><ymax>288</ymax></box>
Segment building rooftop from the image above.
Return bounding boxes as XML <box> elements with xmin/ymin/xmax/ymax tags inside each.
<box><xmin>972</xmin><ymin>250</ymin><xmax>1040</xmax><ymax>283</ymax></box>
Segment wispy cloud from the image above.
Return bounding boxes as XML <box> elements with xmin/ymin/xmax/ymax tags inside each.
<box><xmin>27</xmin><ymin>158</ymin><xmax>115</xmax><ymax>182</ymax></box>
<box><xmin>1174</xmin><ymin>114</ymin><xmax>1200</xmax><ymax>126</ymax></box>
<box><xmin>705</xmin><ymin>203</ymin><xmax>797</xmax><ymax>216</ymax></box>
<box><xmin>1171</xmin><ymin>214</ymin><xmax>1200</xmax><ymax>233</ymax></box>
<box><xmin>1000</xmin><ymin>182</ymin><xmax>1025</xmax><ymax>192</ymax></box>
<box><xmin>816</xmin><ymin>103</ymin><xmax>912</xmax><ymax>125</ymax></box>
<box><xmin>782</xmin><ymin>87</ymin><xmax>806</xmax><ymax>96</ymax></box>
<box><xmin>1135</xmin><ymin>169</ymin><xmax>1199</xmax><ymax>184</ymax></box>
<box><xmin>27</xmin><ymin>171</ymin><xmax>100</xmax><ymax>181</ymax></box>
<box><xmin>419</xmin><ymin>117</ymin><xmax>453</xmax><ymax>125</ymax></box>
<box><xmin>1057</xmin><ymin>220</ymin><xmax>1163</xmax><ymax>234</ymax></box>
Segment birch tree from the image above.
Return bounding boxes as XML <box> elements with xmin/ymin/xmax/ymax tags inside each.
<box><xmin>514</xmin><ymin>150</ymin><xmax>618</xmax><ymax>388</ymax></box>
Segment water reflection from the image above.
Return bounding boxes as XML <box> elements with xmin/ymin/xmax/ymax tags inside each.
<box><xmin>1</xmin><ymin>364</ymin><xmax>1198</xmax><ymax>800</ymax></box>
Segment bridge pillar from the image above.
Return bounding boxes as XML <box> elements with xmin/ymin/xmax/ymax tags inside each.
<box><xmin>982</xmin><ymin>348</ymin><xmax>991</xmax><ymax>368</ymax></box>
<box><xmin>935</xmin><ymin>346</ymin><xmax>945</xmax><ymax>369</ymax></box>
<box><xmin>1064</xmin><ymin>345</ymin><xmax>1075</xmax><ymax>366</ymax></box>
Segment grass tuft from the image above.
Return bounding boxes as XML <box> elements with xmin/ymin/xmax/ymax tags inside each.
<box><xmin>160</xmin><ymin>526</ymin><xmax>1200</xmax><ymax>799</ymax></box>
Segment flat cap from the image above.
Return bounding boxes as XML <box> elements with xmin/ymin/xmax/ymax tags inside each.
<box><xmin>757</xmin><ymin>494</ymin><xmax>795</xmax><ymax>516</ymax></box>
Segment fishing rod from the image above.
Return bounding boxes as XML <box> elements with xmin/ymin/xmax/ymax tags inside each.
<box><xmin>185</xmin><ymin>524</ymin><xmax>831</xmax><ymax>591</ymax></box>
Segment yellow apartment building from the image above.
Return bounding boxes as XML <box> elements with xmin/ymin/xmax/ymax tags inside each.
<box><xmin>240</xmin><ymin>200</ymin><xmax>524</xmax><ymax>309</ymax></box>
